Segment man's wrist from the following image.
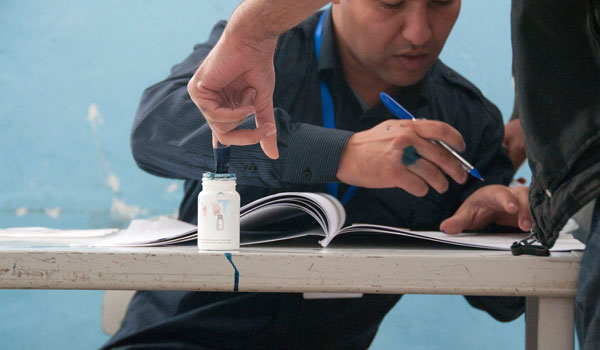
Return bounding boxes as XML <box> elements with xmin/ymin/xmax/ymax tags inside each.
<box><xmin>226</xmin><ymin>0</ymin><xmax>328</xmax><ymax>42</ymax></box>
<box><xmin>226</xmin><ymin>3</ymin><xmax>280</xmax><ymax>44</ymax></box>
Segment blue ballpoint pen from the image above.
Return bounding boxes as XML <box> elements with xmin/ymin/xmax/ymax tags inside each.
<box><xmin>379</xmin><ymin>92</ymin><xmax>484</xmax><ymax>181</ymax></box>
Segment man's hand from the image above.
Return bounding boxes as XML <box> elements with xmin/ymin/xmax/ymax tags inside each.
<box><xmin>186</xmin><ymin>0</ymin><xmax>329</xmax><ymax>160</ymax></box>
<box><xmin>503</xmin><ymin>119</ymin><xmax>526</xmax><ymax>171</ymax></box>
<box><xmin>440</xmin><ymin>185</ymin><xmax>532</xmax><ymax>234</ymax></box>
<box><xmin>336</xmin><ymin>119</ymin><xmax>469</xmax><ymax>197</ymax></box>
<box><xmin>187</xmin><ymin>31</ymin><xmax>279</xmax><ymax>159</ymax></box>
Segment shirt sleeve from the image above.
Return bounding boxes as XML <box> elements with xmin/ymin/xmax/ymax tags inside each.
<box><xmin>130</xmin><ymin>22</ymin><xmax>352</xmax><ymax>188</ymax></box>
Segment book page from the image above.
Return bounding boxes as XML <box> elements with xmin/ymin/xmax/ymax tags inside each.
<box><xmin>90</xmin><ymin>216</ymin><xmax>196</xmax><ymax>247</ymax></box>
<box><xmin>329</xmin><ymin>223</ymin><xmax>585</xmax><ymax>251</ymax></box>
<box><xmin>67</xmin><ymin>192</ymin><xmax>585</xmax><ymax>251</ymax></box>
<box><xmin>241</xmin><ymin>192</ymin><xmax>345</xmax><ymax>241</ymax></box>
<box><xmin>0</xmin><ymin>227</ymin><xmax>118</xmax><ymax>239</ymax></box>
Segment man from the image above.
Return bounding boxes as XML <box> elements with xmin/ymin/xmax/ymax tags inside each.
<box><xmin>103</xmin><ymin>1</ymin><xmax>530</xmax><ymax>349</ymax></box>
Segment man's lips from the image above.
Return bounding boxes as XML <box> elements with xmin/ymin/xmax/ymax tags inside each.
<box><xmin>394</xmin><ymin>53</ymin><xmax>428</xmax><ymax>71</ymax></box>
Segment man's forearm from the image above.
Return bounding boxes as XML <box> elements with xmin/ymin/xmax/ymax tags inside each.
<box><xmin>227</xmin><ymin>0</ymin><xmax>329</xmax><ymax>41</ymax></box>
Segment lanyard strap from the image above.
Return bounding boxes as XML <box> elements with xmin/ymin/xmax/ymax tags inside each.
<box><xmin>315</xmin><ymin>10</ymin><xmax>358</xmax><ymax>205</ymax></box>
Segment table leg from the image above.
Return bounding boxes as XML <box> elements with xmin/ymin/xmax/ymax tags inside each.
<box><xmin>525</xmin><ymin>296</ymin><xmax>574</xmax><ymax>350</ymax></box>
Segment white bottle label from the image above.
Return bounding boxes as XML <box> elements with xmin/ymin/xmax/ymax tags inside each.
<box><xmin>198</xmin><ymin>189</ymin><xmax>240</xmax><ymax>250</ymax></box>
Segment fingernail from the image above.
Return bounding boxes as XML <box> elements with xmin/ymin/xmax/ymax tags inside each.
<box><xmin>522</xmin><ymin>220</ymin><xmax>532</xmax><ymax>230</ymax></box>
<box><xmin>508</xmin><ymin>202</ymin><xmax>517</xmax><ymax>211</ymax></box>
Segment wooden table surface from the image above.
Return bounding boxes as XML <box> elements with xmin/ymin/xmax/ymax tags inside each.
<box><xmin>0</xmin><ymin>235</ymin><xmax>583</xmax><ymax>349</ymax></box>
<box><xmin>0</xmin><ymin>236</ymin><xmax>582</xmax><ymax>296</ymax></box>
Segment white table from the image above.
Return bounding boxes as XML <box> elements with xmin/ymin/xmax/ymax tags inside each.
<box><xmin>0</xmin><ymin>237</ymin><xmax>582</xmax><ymax>350</ymax></box>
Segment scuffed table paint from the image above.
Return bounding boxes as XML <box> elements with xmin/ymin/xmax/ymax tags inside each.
<box><xmin>0</xmin><ymin>235</ymin><xmax>582</xmax><ymax>350</ymax></box>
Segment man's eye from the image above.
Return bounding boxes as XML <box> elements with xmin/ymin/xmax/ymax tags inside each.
<box><xmin>380</xmin><ymin>1</ymin><xmax>405</xmax><ymax>9</ymax></box>
<box><xmin>431</xmin><ymin>0</ymin><xmax>454</xmax><ymax>6</ymax></box>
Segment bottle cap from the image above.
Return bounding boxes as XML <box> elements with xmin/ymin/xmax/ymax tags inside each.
<box><xmin>202</xmin><ymin>172</ymin><xmax>236</xmax><ymax>181</ymax></box>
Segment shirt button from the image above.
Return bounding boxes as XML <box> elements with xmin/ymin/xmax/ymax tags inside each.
<box><xmin>302</xmin><ymin>169</ymin><xmax>312</xmax><ymax>181</ymax></box>
<box><xmin>245</xmin><ymin>164</ymin><xmax>257</xmax><ymax>173</ymax></box>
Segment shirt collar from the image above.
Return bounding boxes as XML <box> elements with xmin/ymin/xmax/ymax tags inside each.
<box><xmin>316</xmin><ymin>10</ymin><xmax>338</xmax><ymax>75</ymax></box>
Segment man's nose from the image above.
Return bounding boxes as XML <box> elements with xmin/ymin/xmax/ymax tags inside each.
<box><xmin>401</xmin><ymin>6</ymin><xmax>432</xmax><ymax>47</ymax></box>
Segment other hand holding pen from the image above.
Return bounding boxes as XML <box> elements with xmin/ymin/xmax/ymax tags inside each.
<box><xmin>336</xmin><ymin>119</ymin><xmax>468</xmax><ymax>197</ymax></box>
<box><xmin>380</xmin><ymin>92</ymin><xmax>483</xmax><ymax>181</ymax></box>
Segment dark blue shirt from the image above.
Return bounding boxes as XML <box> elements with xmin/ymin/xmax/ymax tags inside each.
<box><xmin>131</xmin><ymin>11</ymin><xmax>513</xmax><ymax>229</ymax></box>
<box><xmin>105</xmin><ymin>15</ymin><xmax>523</xmax><ymax>350</ymax></box>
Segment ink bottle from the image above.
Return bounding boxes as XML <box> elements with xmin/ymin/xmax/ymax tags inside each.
<box><xmin>197</xmin><ymin>172</ymin><xmax>240</xmax><ymax>251</ymax></box>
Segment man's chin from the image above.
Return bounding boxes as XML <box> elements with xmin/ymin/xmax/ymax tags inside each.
<box><xmin>387</xmin><ymin>73</ymin><xmax>427</xmax><ymax>88</ymax></box>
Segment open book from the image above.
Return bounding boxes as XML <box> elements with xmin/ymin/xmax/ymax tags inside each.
<box><xmin>90</xmin><ymin>192</ymin><xmax>585</xmax><ymax>251</ymax></box>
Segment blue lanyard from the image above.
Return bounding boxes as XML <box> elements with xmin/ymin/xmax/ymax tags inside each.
<box><xmin>315</xmin><ymin>10</ymin><xmax>358</xmax><ymax>205</ymax></box>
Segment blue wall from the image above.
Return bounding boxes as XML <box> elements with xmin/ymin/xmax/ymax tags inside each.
<box><xmin>1</xmin><ymin>1</ymin><xmax>533</xmax><ymax>349</ymax></box>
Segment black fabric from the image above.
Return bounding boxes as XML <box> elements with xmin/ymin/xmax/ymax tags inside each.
<box><xmin>106</xmin><ymin>11</ymin><xmax>523</xmax><ymax>350</ymax></box>
<box><xmin>464</xmin><ymin>295</ymin><xmax>525</xmax><ymax>323</ymax></box>
<box><xmin>104</xmin><ymin>292</ymin><xmax>400</xmax><ymax>350</ymax></box>
<box><xmin>512</xmin><ymin>0</ymin><xmax>600</xmax><ymax>247</ymax></box>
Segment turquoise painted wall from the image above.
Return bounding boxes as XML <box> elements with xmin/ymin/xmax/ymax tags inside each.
<box><xmin>1</xmin><ymin>1</ymin><xmax>534</xmax><ymax>349</ymax></box>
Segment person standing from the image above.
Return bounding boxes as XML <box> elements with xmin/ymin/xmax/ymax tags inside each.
<box><xmin>512</xmin><ymin>1</ymin><xmax>600</xmax><ymax>348</ymax></box>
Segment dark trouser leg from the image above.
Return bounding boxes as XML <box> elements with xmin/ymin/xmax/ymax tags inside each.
<box><xmin>575</xmin><ymin>200</ymin><xmax>600</xmax><ymax>350</ymax></box>
<box><xmin>101</xmin><ymin>291</ymin><xmax>400</xmax><ymax>350</ymax></box>
<box><xmin>464</xmin><ymin>295</ymin><xmax>525</xmax><ymax>322</ymax></box>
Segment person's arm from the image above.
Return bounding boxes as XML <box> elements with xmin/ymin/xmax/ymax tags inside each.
<box><xmin>131</xmin><ymin>22</ymin><xmax>352</xmax><ymax>188</ymax></box>
<box><xmin>187</xmin><ymin>0</ymin><xmax>329</xmax><ymax>159</ymax></box>
<box><xmin>228</xmin><ymin>0</ymin><xmax>330</xmax><ymax>40</ymax></box>
<box><xmin>503</xmin><ymin>89</ymin><xmax>527</xmax><ymax>171</ymax></box>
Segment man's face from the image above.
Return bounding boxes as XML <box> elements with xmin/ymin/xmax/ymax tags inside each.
<box><xmin>332</xmin><ymin>0</ymin><xmax>460</xmax><ymax>87</ymax></box>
